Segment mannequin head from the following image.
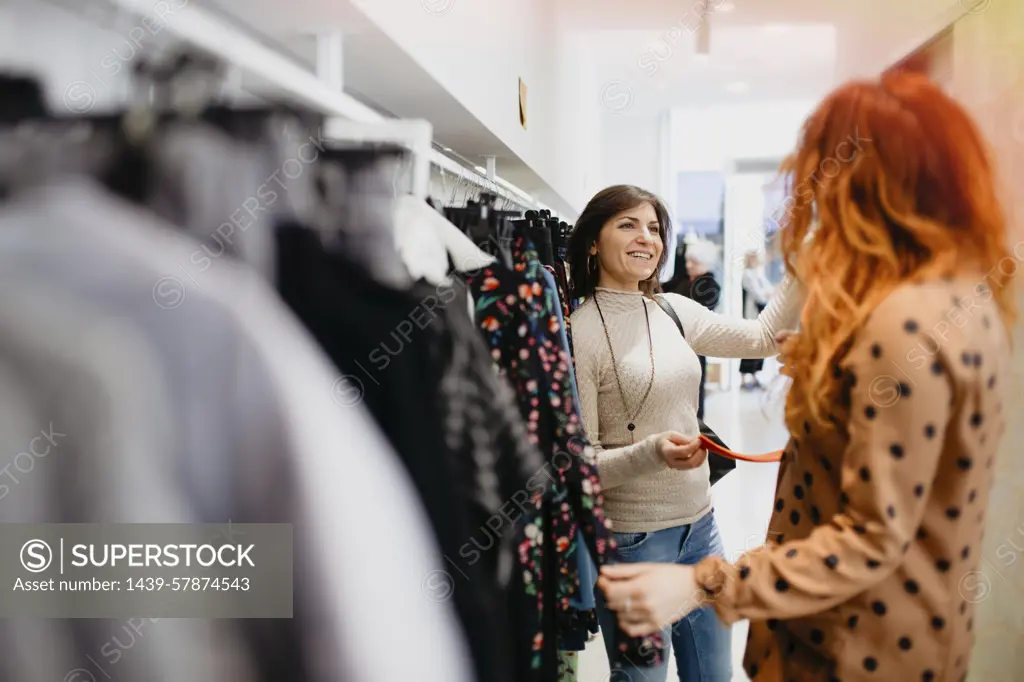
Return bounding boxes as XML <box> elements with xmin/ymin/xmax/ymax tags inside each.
<box><xmin>568</xmin><ymin>185</ymin><xmax>671</xmax><ymax>300</ymax></box>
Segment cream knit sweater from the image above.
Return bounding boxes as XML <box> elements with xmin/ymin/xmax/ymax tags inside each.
<box><xmin>571</xmin><ymin>275</ymin><xmax>804</xmax><ymax>533</ymax></box>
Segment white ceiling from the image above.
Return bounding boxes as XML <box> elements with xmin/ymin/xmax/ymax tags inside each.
<box><xmin>559</xmin><ymin>0</ymin><xmax>971</xmax><ymax>115</ymax></box>
<box><xmin>207</xmin><ymin>0</ymin><xmax>964</xmax><ymax>114</ymax></box>
<box><xmin>201</xmin><ymin>0</ymin><xmax>971</xmax><ymax>212</ymax></box>
<box><xmin>582</xmin><ymin>23</ymin><xmax>839</xmax><ymax>116</ymax></box>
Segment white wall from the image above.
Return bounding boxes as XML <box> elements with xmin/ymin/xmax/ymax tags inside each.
<box><xmin>346</xmin><ymin>1</ymin><xmax>696</xmax><ymax>216</ymax></box>
<box><xmin>722</xmin><ymin>172</ymin><xmax>769</xmax><ymax>309</ymax></box>
<box><xmin>550</xmin><ymin>29</ymin><xmax>671</xmax><ymax>213</ymax></box>
<box><xmin>551</xmin><ymin>31</ymin><xmax>605</xmax><ymax>211</ymax></box>
<box><xmin>598</xmin><ymin>112</ymin><xmax>662</xmax><ymax>195</ymax></box>
<box><xmin>348</xmin><ymin>0</ymin><xmax>579</xmax><ymax>207</ymax></box>
<box><xmin>669</xmin><ymin>100</ymin><xmax>817</xmax><ymax>173</ymax></box>
<box><xmin>667</xmin><ymin>99</ymin><xmax>816</xmax><ymax>265</ymax></box>
<box><xmin>665</xmin><ymin>101</ymin><xmax>814</xmax><ymax>390</ymax></box>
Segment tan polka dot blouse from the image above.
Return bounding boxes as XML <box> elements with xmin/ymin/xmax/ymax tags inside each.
<box><xmin>693</xmin><ymin>279</ymin><xmax>1010</xmax><ymax>682</ymax></box>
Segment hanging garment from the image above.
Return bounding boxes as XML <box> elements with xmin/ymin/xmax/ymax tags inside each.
<box><xmin>541</xmin><ymin>268</ymin><xmax>599</xmax><ymax>654</ymax></box>
<box><xmin>275</xmin><ymin>223</ymin><xmax>546</xmax><ymax>682</ymax></box>
<box><xmin>545</xmin><ymin>261</ymin><xmax>599</xmax><ymax>648</ymax></box>
<box><xmin>313</xmin><ymin>147</ymin><xmax>412</xmax><ymax>290</ymax></box>
<box><xmin>145</xmin><ymin>114</ymin><xmax>307</xmax><ymax>282</ymax></box>
<box><xmin>545</xmin><ymin>262</ymin><xmax>573</xmax><ymax>357</ymax></box>
<box><xmin>0</xmin><ymin>179</ymin><xmax>472</xmax><ymax>682</ymax></box>
<box><xmin>0</xmin><ymin>282</ymin><xmax>257</xmax><ymax>682</ymax></box>
<box><xmin>466</xmin><ymin>234</ymin><xmax>665</xmax><ymax>681</ymax></box>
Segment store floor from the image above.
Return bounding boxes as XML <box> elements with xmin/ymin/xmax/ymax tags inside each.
<box><xmin>579</xmin><ymin>362</ymin><xmax>790</xmax><ymax>682</ymax></box>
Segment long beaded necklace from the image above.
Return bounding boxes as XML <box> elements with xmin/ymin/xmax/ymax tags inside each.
<box><xmin>593</xmin><ymin>292</ymin><xmax>656</xmax><ymax>443</ymax></box>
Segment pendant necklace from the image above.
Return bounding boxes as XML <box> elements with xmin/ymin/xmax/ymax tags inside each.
<box><xmin>593</xmin><ymin>292</ymin><xmax>656</xmax><ymax>443</ymax></box>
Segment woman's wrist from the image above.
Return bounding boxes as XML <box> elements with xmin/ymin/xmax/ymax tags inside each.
<box><xmin>691</xmin><ymin>555</ymin><xmax>742</xmax><ymax>626</ymax></box>
<box><xmin>633</xmin><ymin>434</ymin><xmax>667</xmax><ymax>473</ymax></box>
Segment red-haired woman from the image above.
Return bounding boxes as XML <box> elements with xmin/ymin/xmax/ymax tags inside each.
<box><xmin>598</xmin><ymin>71</ymin><xmax>1016</xmax><ymax>682</ymax></box>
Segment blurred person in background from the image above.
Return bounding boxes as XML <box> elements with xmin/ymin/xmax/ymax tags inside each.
<box><xmin>739</xmin><ymin>250</ymin><xmax>776</xmax><ymax>390</ymax></box>
<box><xmin>599</xmin><ymin>70</ymin><xmax>1015</xmax><ymax>682</ymax></box>
<box><xmin>663</xmin><ymin>239</ymin><xmax>692</xmax><ymax>297</ymax></box>
<box><xmin>680</xmin><ymin>238</ymin><xmax>721</xmax><ymax>419</ymax></box>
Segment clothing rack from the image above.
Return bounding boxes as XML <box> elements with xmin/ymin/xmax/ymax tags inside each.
<box><xmin>100</xmin><ymin>0</ymin><xmax>538</xmax><ymax>212</ymax></box>
<box><xmin>323</xmin><ymin>118</ymin><xmax>433</xmax><ymax>200</ymax></box>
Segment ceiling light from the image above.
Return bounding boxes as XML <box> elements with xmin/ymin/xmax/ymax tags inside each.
<box><xmin>726</xmin><ymin>81</ymin><xmax>749</xmax><ymax>94</ymax></box>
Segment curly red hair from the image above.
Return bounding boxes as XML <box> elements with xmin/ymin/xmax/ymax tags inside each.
<box><xmin>777</xmin><ymin>70</ymin><xmax>1016</xmax><ymax>429</ymax></box>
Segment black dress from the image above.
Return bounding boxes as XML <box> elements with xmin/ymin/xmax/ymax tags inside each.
<box><xmin>275</xmin><ymin>224</ymin><xmax>545</xmax><ymax>682</ymax></box>
<box><xmin>465</xmin><ymin>234</ymin><xmax>666</xmax><ymax>681</ymax></box>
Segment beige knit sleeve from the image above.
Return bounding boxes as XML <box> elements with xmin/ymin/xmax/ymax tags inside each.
<box><xmin>573</xmin><ymin>330</ymin><xmax>665</xmax><ymax>490</ymax></box>
<box><xmin>664</xmin><ymin>272</ymin><xmax>805</xmax><ymax>359</ymax></box>
<box><xmin>692</xmin><ymin>292</ymin><xmax>953</xmax><ymax>624</ymax></box>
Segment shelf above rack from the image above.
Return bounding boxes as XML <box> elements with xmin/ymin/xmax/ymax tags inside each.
<box><xmin>104</xmin><ymin>0</ymin><xmax>539</xmax><ymax>211</ymax></box>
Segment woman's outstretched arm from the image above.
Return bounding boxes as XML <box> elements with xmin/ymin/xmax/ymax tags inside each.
<box><xmin>599</xmin><ymin>291</ymin><xmax>958</xmax><ymax>633</ymax></box>
<box><xmin>662</xmin><ymin>272</ymin><xmax>804</xmax><ymax>358</ymax></box>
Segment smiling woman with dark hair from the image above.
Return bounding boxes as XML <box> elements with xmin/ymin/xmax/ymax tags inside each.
<box><xmin>567</xmin><ymin>184</ymin><xmax>804</xmax><ymax>681</ymax></box>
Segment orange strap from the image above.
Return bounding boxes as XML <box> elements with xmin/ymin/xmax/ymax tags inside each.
<box><xmin>699</xmin><ymin>434</ymin><xmax>784</xmax><ymax>463</ymax></box>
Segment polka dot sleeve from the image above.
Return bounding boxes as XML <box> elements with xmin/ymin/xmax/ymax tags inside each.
<box><xmin>693</xmin><ymin>300</ymin><xmax>954</xmax><ymax>625</ymax></box>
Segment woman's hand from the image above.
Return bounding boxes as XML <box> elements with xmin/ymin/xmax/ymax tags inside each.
<box><xmin>775</xmin><ymin>330</ymin><xmax>797</xmax><ymax>365</ymax></box>
<box><xmin>597</xmin><ymin>563</ymin><xmax>704</xmax><ymax>637</ymax></box>
<box><xmin>654</xmin><ymin>432</ymin><xmax>707</xmax><ymax>470</ymax></box>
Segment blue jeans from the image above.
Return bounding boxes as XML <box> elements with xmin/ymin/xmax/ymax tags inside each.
<box><xmin>596</xmin><ymin>512</ymin><xmax>733</xmax><ymax>682</ymax></box>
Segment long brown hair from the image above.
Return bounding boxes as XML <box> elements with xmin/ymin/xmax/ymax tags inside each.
<box><xmin>778</xmin><ymin>70</ymin><xmax>1016</xmax><ymax>429</ymax></box>
<box><xmin>567</xmin><ymin>185</ymin><xmax>672</xmax><ymax>301</ymax></box>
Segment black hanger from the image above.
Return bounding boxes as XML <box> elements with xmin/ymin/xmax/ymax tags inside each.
<box><xmin>0</xmin><ymin>74</ymin><xmax>48</xmax><ymax>123</ymax></box>
<box><xmin>511</xmin><ymin>211</ymin><xmax>554</xmax><ymax>267</ymax></box>
<box><xmin>553</xmin><ymin>220</ymin><xmax>570</xmax><ymax>255</ymax></box>
<box><xmin>142</xmin><ymin>49</ymin><xmax>319</xmax><ymax>143</ymax></box>
<box><xmin>534</xmin><ymin>221</ymin><xmax>555</xmax><ymax>267</ymax></box>
<box><xmin>440</xmin><ymin>199</ymin><xmax>508</xmax><ymax>267</ymax></box>
<box><xmin>0</xmin><ymin>72</ymin><xmax>152</xmax><ymax>202</ymax></box>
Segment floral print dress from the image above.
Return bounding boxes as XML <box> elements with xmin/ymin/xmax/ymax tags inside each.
<box><xmin>466</xmin><ymin>235</ymin><xmax>664</xmax><ymax>681</ymax></box>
